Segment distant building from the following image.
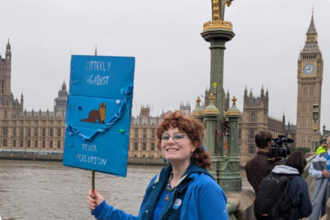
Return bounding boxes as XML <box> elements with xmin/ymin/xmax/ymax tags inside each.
<box><xmin>0</xmin><ymin>13</ymin><xmax>324</xmax><ymax>163</ymax></box>
<box><xmin>295</xmin><ymin>14</ymin><xmax>324</xmax><ymax>149</ymax></box>
<box><xmin>237</xmin><ymin>87</ymin><xmax>296</xmax><ymax>165</ymax></box>
<box><xmin>54</xmin><ymin>82</ymin><xmax>68</xmax><ymax>112</ymax></box>
<box><xmin>0</xmin><ymin>40</ymin><xmax>66</xmax><ymax>151</ymax></box>
<box><xmin>128</xmin><ymin>104</ymin><xmax>191</xmax><ymax>160</ymax></box>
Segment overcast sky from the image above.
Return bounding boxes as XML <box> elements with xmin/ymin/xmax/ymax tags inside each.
<box><xmin>1</xmin><ymin>0</ymin><xmax>329</xmax><ymax>129</ymax></box>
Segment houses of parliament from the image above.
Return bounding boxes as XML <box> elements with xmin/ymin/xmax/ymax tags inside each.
<box><xmin>0</xmin><ymin>14</ymin><xmax>327</xmax><ymax>165</ymax></box>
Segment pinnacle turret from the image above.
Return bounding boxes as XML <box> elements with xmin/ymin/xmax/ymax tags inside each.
<box><xmin>6</xmin><ymin>39</ymin><xmax>11</xmax><ymax>50</ymax></box>
<box><xmin>5</xmin><ymin>38</ymin><xmax>11</xmax><ymax>59</ymax></box>
<box><xmin>62</xmin><ymin>81</ymin><xmax>67</xmax><ymax>90</ymax></box>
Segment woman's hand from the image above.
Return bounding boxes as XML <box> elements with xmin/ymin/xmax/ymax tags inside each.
<box><xmin>87</xmin><ymin>188</ymin><xmax>104</xmax><ymax>211</ymax></box>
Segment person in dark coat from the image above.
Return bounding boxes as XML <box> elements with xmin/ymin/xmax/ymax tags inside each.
<box><xmin>245</xmin><ymin>131</ymin><xmax>280</xmax><ymax>194</ymax></box>
<box><xmin>270</xmin><ymin>151</ymin><xmax>312</xmax><ymax>220</ymax></box>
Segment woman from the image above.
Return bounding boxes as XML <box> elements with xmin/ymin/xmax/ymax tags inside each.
<box><xmin>87</xmin><ymin>110</ymin><xmax>229</xmax><ymax>220</ymax></box>
<box><xmin>262</xmin><ymin>151</ymin><xmax>312</xmax><ymax>220</ymax></box>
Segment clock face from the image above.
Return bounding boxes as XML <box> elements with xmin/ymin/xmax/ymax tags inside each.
<box><xmin>303</xmin><ymin>63</ymin><xmax>315</xmax><ymax>75</ymax></box>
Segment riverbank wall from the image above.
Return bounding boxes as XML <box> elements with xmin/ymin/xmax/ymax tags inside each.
<box><xmin>0</xmin><ymin>153</ymin><xmax>165</xmax><ymax>166</ymax></box>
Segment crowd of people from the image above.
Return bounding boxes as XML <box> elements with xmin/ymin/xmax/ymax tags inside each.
<box><xmin>246</xmin><ymin>131</ymin><xmax>313</xmax><ymax>220</ymax></box>
<box><xmin>86</xmin><ymin>111</ymin><xmax>328</xmax><ymax>219</ymax></box>
<box><xmin>246</xmin><ymin>131</ymin><xmax>330</xmax><ymax>219</ymax></box>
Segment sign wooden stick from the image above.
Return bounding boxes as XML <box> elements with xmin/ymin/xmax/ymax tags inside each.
<box><xmin>92</xmin><ymin>170</ymin><xmax>95</xmax><ymax>194</ymax></box>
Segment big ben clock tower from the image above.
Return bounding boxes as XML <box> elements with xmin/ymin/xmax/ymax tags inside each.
<box><xmin>296</xmin><ymin>13</ymin><xmax>323</xmax><ymax>149</ymax></box>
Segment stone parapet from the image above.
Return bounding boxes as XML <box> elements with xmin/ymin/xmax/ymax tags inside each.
<box><xmin>226</xmin><ymin>189</ymin><xmax>256</xmax><ymax>220</ymax></box>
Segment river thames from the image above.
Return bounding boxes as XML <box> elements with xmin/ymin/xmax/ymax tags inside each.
<box><xmin>0</xmin><ymin>160</ymin><xmax>250</xmax><ymax>220</ymax></box>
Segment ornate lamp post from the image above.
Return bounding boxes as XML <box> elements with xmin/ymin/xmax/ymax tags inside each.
<box><xmin>312</xmin><ymin>102</ymin><xmax>319</xmax><ymax>152</ymax></box>
<box><xmin>201</xmin><ymin>0</ymin><xmax>235</xmax><ymax>182</ymax></box>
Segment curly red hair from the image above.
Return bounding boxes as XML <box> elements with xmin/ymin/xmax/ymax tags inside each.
<box><xmin>156</xmin><ymin>110</ymin><xmax>211</xmax><ymax>170</ymax></box>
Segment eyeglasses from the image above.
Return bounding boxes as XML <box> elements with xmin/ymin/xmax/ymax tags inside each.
<box><xmin>161</xmin><ymin>133</ymin><xmax>187</xmax><ymax>143</ymax></box>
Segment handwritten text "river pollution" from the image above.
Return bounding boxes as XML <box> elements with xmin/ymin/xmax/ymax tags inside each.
<box><xmin>86</xmin><ymin>61</ymin><xmax>111</xmax><ymax>71</ymax></box>
<box><xmin>76</xmin><ymin>154</ymin><xmax>107</xmax><ymax>166</ymax></box>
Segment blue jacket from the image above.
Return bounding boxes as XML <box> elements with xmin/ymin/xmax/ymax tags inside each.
<box><xmin>272</xmin><ymin>165</ymin><xmax>312</xmax><ymax>220</ymax></box>
<box><xmin>92</xmin><ymin>163</ymin><xmax>229</xmax><ymax>220</ymax></box>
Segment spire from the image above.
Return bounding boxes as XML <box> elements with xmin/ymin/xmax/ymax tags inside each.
<box><xmin>261</xmin><ymin>86</ymin><xmax>265</xmax><ymax>98</ymax></box>
<box><xmin>95</xmin><ymin>46</ymin><xmax>97</xmax><ymax>56</ymax></box>
<box><xmin>302</xmin><ymin>11</ymin><xmax>319</xmax><ymax>53</ymax></box>
<box><xmin>6</xmin><ymin>38</ymin><xmax>11</xmax><ymax>50</ymax></box>
<box><xmin>249</xmin><ymin>89</ymin><xmax>253</xmax><ymax>97</ymax></box>
<box><xmin>20</xmin><ymin>93</ymin><xmax>24</xmax><ymax>107</ymax></box>
<box><xmin>266</xmin><ymin>88</ymin><xmax>269</xmax><ymax>98</ymax></box>
<box><xmin>5</xmin><ymin>38</ymin><xmax>11</xmax><ymax>59</ymax></box>
<box><xmin>307</xmin><ymin>13</ymin><xmax>317</xmax><ymax>35</ymax></box>
<box><xmin>62</xmin><ymin>81</ymin><xmax>67</xmax><ymax>90</ymax></box>
<box><xmin>244</xmin><ymin>86</ymin><xmax>248</xmax><ymax>97</ymax></box>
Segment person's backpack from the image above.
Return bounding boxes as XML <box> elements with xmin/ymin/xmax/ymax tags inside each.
<box><xmin>254</xmin><ymin>173</ymin><xmax>295</xmax><ymax>220</ymax></box>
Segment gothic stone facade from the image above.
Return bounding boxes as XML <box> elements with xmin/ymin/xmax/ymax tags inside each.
<box><xmin>128</xmin><ymin>104</ymin><xmax>191</xmax><ymax>160</ymax></box>
<box><xmin>0</xmin><ymin>40</ymin><xmax>67</xmax><ymax>152</ymax></box>
<box><xmin>237</xmin><ymin>88</ymin><xmax>296</xmax><ymax>166</ymax></box>
<box><xmin>0</xmin><ymin>40</ymin><xmax>193</xmax><ymax>160</ymax></box>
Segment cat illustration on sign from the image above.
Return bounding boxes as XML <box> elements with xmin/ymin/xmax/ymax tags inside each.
<box><xmin>81</xmin><ymin>103</ymin><xmax>106</xmax><ymax>124</ymax></box>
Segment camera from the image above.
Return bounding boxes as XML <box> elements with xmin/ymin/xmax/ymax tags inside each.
<box><xmin>267</xmin><ymin>135</ymin><xmax>294</xmax><ymax>162</ymax></box>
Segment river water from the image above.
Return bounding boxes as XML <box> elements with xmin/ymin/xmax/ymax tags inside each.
<box><xmin>0</xmin><ymin>160</ymin><xmax>250</xmax><ymax>220</ymax></box>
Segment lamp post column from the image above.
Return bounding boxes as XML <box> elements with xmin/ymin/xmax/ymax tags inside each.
<box><xmin>220</xmin><ymin>96</ymin><xmax>242</xmax><ymax>191</ymax></box>
<box><xmin>203</xmin><ymin>93</ymin><xmax>220</xmax><ymax>181</ymax></box>
<box><xmin>312</xmin><ymin>102</ymin><xmax>319</xmax><ymax>152</ymax></box>
<box><xmin>313</xmin><ymin>127</ymin><xmax>317</xmax><ymax>152</ymax></box>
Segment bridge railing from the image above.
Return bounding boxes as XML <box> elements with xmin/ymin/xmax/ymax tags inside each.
<box><xmin>227</xmin><ymin>199</ymin><xmax>240</xmax><ymax>220</ymax></box>
<box><xmin>302</xmin><ymin>153</ymin><xmax>316</xmax><ymax>200</ymax></box>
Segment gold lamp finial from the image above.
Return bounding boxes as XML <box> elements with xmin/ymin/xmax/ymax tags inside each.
<box><xmin>209</xmin><ymin>93</ymin><xmax>215</xmax><ymax>103</ymax></box>
<box><xmin>196</xmin><ymin>96</ymin><xmax>201</xmax><ymax>105</ymax></box>
<box><xmin>212</xmin><ymin>0</ymin><xmax>220</xmax><ymax>21</ymax></box>
<box><xmin>232</xmin><ymin>95</ymin><xmax>237</xmax><ymax>105</ymax></box>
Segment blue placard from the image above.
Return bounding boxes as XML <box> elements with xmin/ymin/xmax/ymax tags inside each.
<box><xmin>63</xmin><ymin>55</ymin><xmax>135</xmax><ymax>177</ymax></box>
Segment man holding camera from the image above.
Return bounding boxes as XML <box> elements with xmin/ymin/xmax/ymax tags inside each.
<box><xmin>245</xmin><ymin>131</ymin><xmax>281</xmax><ymax>194</ymax></box>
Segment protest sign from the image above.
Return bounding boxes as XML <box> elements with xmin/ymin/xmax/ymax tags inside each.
<box><xmin>63</xmin><ymin>55</ymin><xmax>135</xmax><ymax>177</ymax></box>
